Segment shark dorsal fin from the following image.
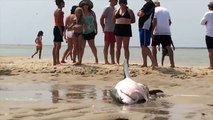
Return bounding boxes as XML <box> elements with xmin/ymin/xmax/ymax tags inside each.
<box><xmin>123</xmin><ymin>59</ymin><xmax>130</xmax><ymax>78</ymax></box>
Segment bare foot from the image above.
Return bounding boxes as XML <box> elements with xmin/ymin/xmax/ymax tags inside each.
<box><xmin>141</xmin><ymin>64</ymin><xmax>147</xmax><ymax>68</ymax></box>
<box><xmin>61</xmin><ymin>61</ymin><xmax>66</xmax><ymax>63</ymax></box>
<box><xmin>74</xmin><ymin>62</ymin><xmax>81</xmax><ymax>66</ymax></box>
<box><xmin>170</xmin><ymin>65</ymin><xmax>175</xmax><ymax>68</ymax></box>
<box><xmin>207</xmin><ymin>66</ymin><xmax>213</xmax><ymax>69</ymax></box>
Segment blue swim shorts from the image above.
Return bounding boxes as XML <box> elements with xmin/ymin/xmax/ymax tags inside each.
<box><xmin>139</xmin><ymin>29</ymin><xmax>151</xmax><ymax>47</ymax></box>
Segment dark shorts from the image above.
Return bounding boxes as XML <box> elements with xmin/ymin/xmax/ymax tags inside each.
<box><xmin>53</xmin><ymin>26</ymin><xmax>64</xmax><ymax>42</ymax></box>
<box><xmin>104</xmin><ymin>32</ymin><xmax>115</xmax><ymax>43</ymax></box>
<box><xmin>152</xmin><ymin>35</ymin><xmax>172</xmax><ymax>48</ymax></box>
<box><xmin>83</xmin><ymin>31</ymin><xmax>96</xmax><ymax>40</ymax></box>
<box><xmin>151</xmin><ymin>38</ymin><xmax>160</xmax><ymax>46</ymax></box>
<box><xmin>206</xmin><ymin>35</ymin><xmax>213</xmax><ymax>49</ymax></box>
<box><xmin>139</xmin><ymin>29</ymin><xmax>151</xmax><ymax>46</ymax></box>
<box><xmin>114</xmin><ymin>24</ymin><xmax>132</xmax><ymax>37</ymax></box>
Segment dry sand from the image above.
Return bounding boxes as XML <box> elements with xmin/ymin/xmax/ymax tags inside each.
<box><xmin>0</xmin><ymin>56</ymin><xmax>213</xmax><ymax>120</ymax></box>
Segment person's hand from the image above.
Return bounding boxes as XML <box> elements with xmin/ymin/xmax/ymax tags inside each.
<box><xmin>173</xmin><ymin>46</ymin><xmax>175</xmax><ymax>51</ymax></box>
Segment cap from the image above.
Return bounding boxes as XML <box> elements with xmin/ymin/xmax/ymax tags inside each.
<box><xmin>153</xmin><ymin>0</ymin><xmax>160</xmax><ymax>6</ymax></box>
<box><xmin>208</xmin><ymin>1</ymin><xmax>213</xmax><ymax>8</ymax></box>
<box><xmin>79</xmin><ymin>0</ymin><xmax>93</xmax><ymax>9</ymax></box>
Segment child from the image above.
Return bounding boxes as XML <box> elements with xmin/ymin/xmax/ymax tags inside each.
<box><xmin>71</xmin><ymin>7</ymin><xmax>85</xmax><ymax>65</ymax></box>
<box><xmin>161</xmin><ymin>40</ymin><xmax>175</xmax><ymax>66</ymax></box>
<box><xmin>31</xmin><ymin>31</ymin><xmax>43</xmax><ymax>59</ymax></box>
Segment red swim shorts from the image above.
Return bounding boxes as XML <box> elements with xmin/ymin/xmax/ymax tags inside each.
<box><xmin>104</xmin><ymin>32</ymin><xmax>115</xmax><ymax>43</ymax></box>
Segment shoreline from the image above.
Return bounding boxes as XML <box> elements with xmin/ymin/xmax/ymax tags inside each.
<box><xmin>0</xmin><ymin>56</ymin><xmax>213</xmax><ymax>120</ymax></box>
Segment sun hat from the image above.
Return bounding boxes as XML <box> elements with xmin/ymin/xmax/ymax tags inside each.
<box><xmin>79</xmin><ymin>0</ymin><xmax>93</xmax><ymax>9</ymax></box>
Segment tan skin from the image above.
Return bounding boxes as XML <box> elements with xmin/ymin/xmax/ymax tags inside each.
<box><xmin>100</xmin><ymin>0</ymin><xmax>117</xmax><ymax>64</ymax></box>
<box><xmin>112</xmin><ymin>2</ymin><xmax>135</xmax><ymax>65</ymax></box>
<box><xmin>72</xmin><ymin>8</ymin><xmax>84</xmax><ymax>65</ymax></box>
<box><xmin>53</xmin><ymin>1</ymin><xmax>65</xmax><ymax>66</ymax></box>
<box><xmin>61</xmin><ymin>12</ymin><xmax>75</xmax><ymax>63</ymax></box>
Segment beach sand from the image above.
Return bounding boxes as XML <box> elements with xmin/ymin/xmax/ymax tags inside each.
<box><xmin>0</xmin><ymin>56</ymin><xmax>213</xmax><ymax>120</ymax></box>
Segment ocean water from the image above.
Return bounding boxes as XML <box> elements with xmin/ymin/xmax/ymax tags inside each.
<box><xmin>0</xmin><ymin>44</ymin><xmax>209</xmax><ymax>67</ymax></box>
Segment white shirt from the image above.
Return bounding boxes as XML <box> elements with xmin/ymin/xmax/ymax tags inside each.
<box><xmin>153</xmin><ymin>6</ymin><xmax>171</xmax><ymax>35</ymax></box>
<box><xmin>200</xmin><ymin>11</ymin><xmax>213</xmax><ymax>37</ymax></box>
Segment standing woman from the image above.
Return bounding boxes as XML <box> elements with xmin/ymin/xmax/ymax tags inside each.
<box><xmin>79</xmin><ymin>0</ymin><xmax>99</xmax><ymax>64</ymax></box>
<box><xmin>112</xmin><ymin>0</ymin><xmax>135</xmax><ymax>64</ymax></box>
<box><xmin>201</xmin><ymin>1</ymin><xmax>213</xmax><ymax>69</ymax></box>
<box><xmin>53</xmin><ymin>0</ymin><xmax>65</xmax><ymax>66</ymax></box>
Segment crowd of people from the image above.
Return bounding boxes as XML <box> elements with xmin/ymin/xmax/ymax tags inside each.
<box><xmin>31</xmin><ymin>0</ymin><xmax>213</xmax><ymax>70</ymax></box>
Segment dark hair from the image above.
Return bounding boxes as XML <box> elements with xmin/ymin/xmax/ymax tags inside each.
<box><xmin>55</xmin><ymin>0</ymin><xmax>64</xmax><ymax>6</ymax></box>
<box><xmin>119</xmin><ymin>0</ymin><xmax>127</xmax><ymax>4</ymax></box>
<box><xmin>71</xmin><ymin>5</ymin><xmax>78</xmax><ymax>14</ymax></box>
<box><xmin>37</xmin><ymin>31</ymin><xmax>43</xmax><ymax>36</ymax></box>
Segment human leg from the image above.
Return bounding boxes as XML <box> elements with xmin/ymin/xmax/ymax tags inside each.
<box><xmin>166</xmin><ymin>46</ymin><xmax>175</xmax><ymax>68</ymax></box>
<box><xmin>68</xmin><ymin>38</ymin><xmax>74</xmax><ymax>61</ymax></box>
<box><xmin>123</xmin><ymin>37</ymin><xmax>130</xmax><ymax>64</ymax></box>
<box><xmin>55</xmin><ymin>42</ymin><xmax>61</xmax><ymax>65</ymax></box>
<box><xmin>152</xmin><ymin>46</ymin><xmax>158</xmax><ymax>66</ymax></box>
<box><xmin>110</xmin><ymin>42</ymin><xmax>115</xmax><ymax>64</ymax></box>
<box><xmin>103</xmin><ymin>40</ymin><xmax>110</xmax><ymax>64</ymax></box>
<box><xmin>38</xmin><ymin>48</ymin><xmax>42</xmax><ymax>59</ymax></box>
<box><xmin>115</xmin><ymin>36</ymin><xmax>122</xmax><ymax>64</ymax></box>
<box><xmin>61</xmin><ymin>47</ymin><xmax>69</xmax><ymax>63</ymax></box>
<box><xmin>72</xmin><ymin>36</ymin><xmax>78</xmax><ymax>63</ymax></box>
<box><xmin>52</xmin><ymin>43</ymin><xmax>57</xmax><ymax>65</ymax></box>
<box><xmin>206</xmin><ymin>36</ymin><xmax>213</xmax><ymax>69</ymax></box>
<box><xmin>31</xmin><ymin>48</ymin><xmax>39</xmax><ymax>58</ymax></box>
<box><xmin>88</xmin><ymin>39</ymin><xmax>98</xmax><ymax>64</ymax></box>
<box><xmin>208</xmin><ymin>49</ymin><xmax>213</xmax><ymax>69</ymax></box>
<box><xmin>75</xmin><ymin>38</ymin><xmax>85</xmax><ymax>65</ymax></box>
<box><xmin>139</xmin><ymin>29</ymin><xmax>155</xmax><ymax>67</ymax></box>
<box><xmin>165</xmin><ymin>46</ymin><xmax>175</xmax><ymax>67</ymax></box>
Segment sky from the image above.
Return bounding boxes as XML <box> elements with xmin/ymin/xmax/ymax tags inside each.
<box><xmin>0</xmin><ymin>0</ymin><xmax>211</xmax><ymax>47</ymax></box>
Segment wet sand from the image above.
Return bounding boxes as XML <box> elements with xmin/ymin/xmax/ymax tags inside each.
<box><xmin>0</xmin><ymin>56</ymin><xmax>213</xmax><ymax>120</ymax></box>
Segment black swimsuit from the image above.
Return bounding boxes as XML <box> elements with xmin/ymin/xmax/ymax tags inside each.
<box><xmin>114</xmin><ymin>8</ymin><xmax>132</xmax><ymax>37</ymax></box>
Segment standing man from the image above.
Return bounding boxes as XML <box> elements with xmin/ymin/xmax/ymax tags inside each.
<box><xmin>137</xmin><ymin>0</ymin><xmax>156</xmax><ymax>68</ymax></box>
<box><xmin>200</xmin><ymin>1</ymin><xmax>213</xmax><ymax>69</ymax></box>
<box><xmin>53</xmin><ymin>0</ymin><xmax>65</xmax><ymax>66</ymax></box>
<box><xmin>152</xmin><ymin>1</ymin><xmax>175</xmax><ymax>68</ymax></box>
<box><xmin>100</xmin><ymin>0</ymin><xmax>117</xmax><ymax>64</ymax></box>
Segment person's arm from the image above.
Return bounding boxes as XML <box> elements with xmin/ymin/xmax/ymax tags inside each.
<box><xmin>129</xmin><ymin>9</ymin><xmax>135</xmax><ymax>23</ymax></box>
<box><xmin>200</xmin><ymin>13</ymin><xmax>208</xmax><ymax>25</ymax></box>
<box><xmin>92</xmin><ymin>11</ymin><xmax>98</xmax><ymax>34</ymax></box>
<box><xmin>137</xmin><ymin>10</ymin><xmax>145</xmax><ymax>17</ymax></box>
<box><xmin>56</xmin><ymin>10</ymin><xmax>64</xmax><ymax>36</ymax></box>
<box><xmin>100</xmin><ymin>8</ymin><xmax>107</xmax><ymax>32</ymax></box>
<box><xmin>112</xmin><ymin>9</ymin><xmax>117</xmax><ymax>24</ymax></box>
